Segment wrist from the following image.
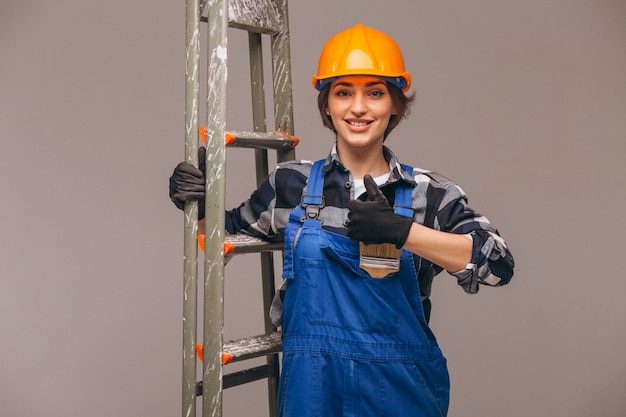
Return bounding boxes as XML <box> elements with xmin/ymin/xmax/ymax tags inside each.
<box><xmin>394</xmin><ymin>216</ymin><xmax>414</xmax><ymax>249</ymax></box>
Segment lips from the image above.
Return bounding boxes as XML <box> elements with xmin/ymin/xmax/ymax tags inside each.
<box><xmin>346</xmin><ymin>119</ymin><xmax>372</xmax><ymax>127</ymax></box>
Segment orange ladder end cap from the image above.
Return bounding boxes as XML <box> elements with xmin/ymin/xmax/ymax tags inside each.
<box><xmin>223</xmin><ymin>241</ymin><xmax>235</xmax><ymax>255</ymax></box>
<box><xmin>225</xmin><ymin>132</ymin><xmax>236</xmax><ymax>146</ymax></box>
<box><xmin>196</xmin><ymin>344</ymin><xmax>232</xmax><ymax>365</ymax></box>
<box><xmin>270</xmin><ymin>131</ymin><xmax>300</xmax><ymax>148</ymax></box>
<box><xmin>222</xmin><ymin>352</ymin><xmax>233</xmax><ymax>365</ymax></box>
<box><xmin>199</xmin><ymin>126</ymin><xmax>207</xmax><ymax>144</ymax></box>
<box><xmin>198</xmin><ymin>234</ymin><xmax>205</xmax><ymax>253</ymax></box>
<box><xmin>196</xmin><ymin>344</ymin><xmax>204</xmax><ymax>363</ymax></box>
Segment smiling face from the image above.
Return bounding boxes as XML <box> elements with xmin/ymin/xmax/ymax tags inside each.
<box><xmin>326</xmin><ymin>76</ymin><xmax>396</xmax><ymax>151</ymax></box>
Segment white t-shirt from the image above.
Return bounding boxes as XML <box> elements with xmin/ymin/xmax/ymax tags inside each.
<box><xmin>353</xmin><ymin>172</ymin><xmax>391</xmax><ymax>198</ymax></box>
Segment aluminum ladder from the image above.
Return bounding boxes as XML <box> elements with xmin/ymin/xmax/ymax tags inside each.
<box><xmin>182</xmin><ymin>1</ymin><xmax>296</xmax><ymax>416</ymax></box>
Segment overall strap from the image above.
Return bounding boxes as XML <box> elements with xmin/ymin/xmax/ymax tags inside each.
<box><xmin>282</xmin><ymin>159</ymin><xmax>326</xmax><ymax>279</ymax></box>
<box><xmin>304</xmin><ymin>160</ymin><xmax>414</xmax><ymax>218</ymax></box>
<box><xmin>394</xmin><ymin>164</ymin><xmax>414</xmax><ymax>219</ymax></box>
<box><xmin>301</xmin><ymin>159</ymin><xmax>326</xmax><ymax>220</ymax></box>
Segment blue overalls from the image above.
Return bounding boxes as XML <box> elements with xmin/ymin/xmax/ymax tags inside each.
<box><xmin>278</xmin><ymin>160</ymin><xmax>450</xmax><ymax>417</ymax></box>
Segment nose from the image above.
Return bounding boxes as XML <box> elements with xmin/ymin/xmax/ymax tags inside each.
<box><xmin>350</xmin><ymin>92</ymin><xmax>367</xmax><ymax>115</ymax></box>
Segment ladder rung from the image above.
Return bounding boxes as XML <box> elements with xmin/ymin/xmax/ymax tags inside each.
<box><xmin>223</xmin><ymin>331</ymin><xmax>282</xmax><ymax>363</ymax></box>
<box><xmin>228</xmin><ymin>0</ymin><xmax>281</xmax><ymax>34</ymax></box>
<box><xmin>225</xmin><ymin>131</ymin><xmax>298</xmax><ymax>150</ymax></box>
<box><xmin>196</xmin><ymin>364</ymin><xmax>276</xmax><ymax>394</ymax></box>
<box><xmin>225</xmin><ymin>233</ymin><xmax>283</xmax><ymax>255</ymax></box>
<box><xmin>195</xmin><ymin>332</ymin><xmax>282</xmax><ymax>395</ymax></box>
<box><xmin>199</xmin><ymin>0</ymin><xmax>282</xmax><ymax>34</ymax></box>
<box><xmin>224</xmin><ymin>364</ymin><xmax>276</xmax><ymax>389</ymax></box>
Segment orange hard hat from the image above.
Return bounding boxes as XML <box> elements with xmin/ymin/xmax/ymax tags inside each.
<box><xmin>312</xmin><ymin>24</ymin><xmax>411</xmax><ymax>93</ymax></box>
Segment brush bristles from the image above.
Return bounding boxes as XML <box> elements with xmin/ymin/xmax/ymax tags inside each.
<box><xmin>359</xmin><ymin>243</ymin><xmax>401</xmax><ymax>278</ymax></box>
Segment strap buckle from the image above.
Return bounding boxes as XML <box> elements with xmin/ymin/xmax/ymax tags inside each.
<box><xmin>300</xmin><ymin>194</ymin><xmax>325</xmax><ymax>221</ymax></box>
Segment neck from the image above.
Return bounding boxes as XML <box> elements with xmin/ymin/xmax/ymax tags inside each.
<box><xmin>336</xmin><ymin>142</ymin><xmax>389</xmax><ymax>179</ymax></box>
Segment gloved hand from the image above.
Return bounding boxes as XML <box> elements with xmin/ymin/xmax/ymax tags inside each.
<box><xmin>169</xmin><ymin>146</ymin><xmax>206</xmax><ymax>219</ymax></box>
<box><xmin>347</xmin><ymin>175</ymin><xmax>413</xmax><ymax>249</ymax></box>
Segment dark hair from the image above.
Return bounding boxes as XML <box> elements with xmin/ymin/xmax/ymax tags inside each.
<box><xmin>317</xmin><ymin>82</ymin><xmax>416</xmax><ymax>141</ymax></box>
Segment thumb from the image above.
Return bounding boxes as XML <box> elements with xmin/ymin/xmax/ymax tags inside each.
<box><xmin>363</xmin><ymin>175</ymin><xmax>385</xmax><ymax>202</ymax></box>
<box><xmin>198</xmin><ymin>146</ymin><xmax>206</xmax><ymax>173</ymax></box>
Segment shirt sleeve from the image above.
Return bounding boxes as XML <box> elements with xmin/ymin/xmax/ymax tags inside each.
<box><xmin>435</xmin><ymin>182</ymin><xmax>515</xmax><ymax>294</ymax></box>
<box><xmin>224</xmin><ymin>171</ymin><xmax>279</xmax><ymax>238</ymax></box>
<box><xmin>224</xmin><ymin>162</ymin><xmax>307</xmax><ymax>239</ymax></box>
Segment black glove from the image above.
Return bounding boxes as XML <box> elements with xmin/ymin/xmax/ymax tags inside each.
<box><xmin>169</xmin><ymin>147</ymin><xmax>206</xmax><ymax>219</ymax></box>
<box><xmin>347</xmin><ymin>175</ymin><xmax>413</xmax><ymax>249</ymax></box>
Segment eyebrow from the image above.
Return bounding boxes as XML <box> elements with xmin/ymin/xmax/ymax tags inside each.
<box><xmin>333</xmin><ymin>80</ymin><xmax>386</xmax><ymax>88</ymax></box>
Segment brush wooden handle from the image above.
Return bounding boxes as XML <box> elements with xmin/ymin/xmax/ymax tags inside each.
<box><xmin>360</xmin><ymin>265</ymin><xmax>397</xmax><ymax>278</ymax></box>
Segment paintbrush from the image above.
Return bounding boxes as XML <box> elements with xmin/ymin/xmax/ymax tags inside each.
<box><xmin>359</xmin><ymin>242</ymin><xmax>401</xmax><ymax>278</ymax></box>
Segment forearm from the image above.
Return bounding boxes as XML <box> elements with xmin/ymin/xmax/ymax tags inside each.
<box><xmin>402</xmin><ymin>223</ymin><xmax>472</xmax><ymax>273</ymax></box>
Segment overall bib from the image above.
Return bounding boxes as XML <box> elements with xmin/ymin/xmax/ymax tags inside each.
<box><xmin>279</xmin><ymin>160</ymin><xmax>450</xmax><ymax>417</ymax></box>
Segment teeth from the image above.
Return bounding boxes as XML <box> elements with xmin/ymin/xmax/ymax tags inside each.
<box><xmin>349</xmin><ymin>121</ymin><xmax>368</xmax><ymax>127</ymax></box>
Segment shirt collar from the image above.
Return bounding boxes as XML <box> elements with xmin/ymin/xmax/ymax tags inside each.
<box><xmin>322</xmin><ymin>144</ymin><xmax>416</xmax><ymax>187</ymax></box>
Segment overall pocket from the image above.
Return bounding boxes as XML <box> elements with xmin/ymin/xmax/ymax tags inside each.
<box><xmin>377</xmin><ymin>357</ymin><xmax>449</xmax><ymax>417</ymax></box>
<box><xmin>299</xmin><ymin>242</ymin><xmax>401</xmax><ymax>335</ymax></box>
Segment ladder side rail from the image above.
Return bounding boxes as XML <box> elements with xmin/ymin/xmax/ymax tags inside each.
<box><xmin>268</xmin><ymin>2</ymin><xmax>297</xmax><ymax>413</ymax></box>
<box><xmin>270</xmin><ymin>0</ymin><xmax>296</xmax><ymax>163</ymax></box>
<box><xmin>248</xmin><ymin>32</ymin><xmax>270</xmax><ymax>186</ymax></box>
<box><xmin>248</xmin><ymin>31</ymin><xmax>280</xmax><ymax>417</ymax></box>
<box><xmin>259</xmin><ymin>250</ymin><xmax>280</xmax><ymax>416</ymax></box>
<box><xmin>183</xmin><ymin>0</ymin><xmax>201</xmax><ymax>416</ymax></box>
<box><xmin>203</xmin><ymin>1</ymin><xmax>229</xmax><ymax>416</ymax></box>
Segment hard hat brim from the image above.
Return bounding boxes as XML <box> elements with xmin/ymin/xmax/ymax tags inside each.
<box><xmin>312</xmin><ymin>73</ymin><xmax>411</xmax><ymax>93</ymax></box>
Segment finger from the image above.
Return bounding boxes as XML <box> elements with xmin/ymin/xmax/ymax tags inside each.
<box><xmin>172</xmin><ymin>190</ymin><xmax>205</xmax><ymax>201</ymax></box>
<box><xmin>174</xmin><ymin>162</ymin><xmax>204</xmax><ymax>179</ymax></box>
<box><xmin>363</xmin><ymin>175</ymin><xmax>384</xmax><ymax>201</ymax></box>
<box><xmin>198</xmin><ymin>147</ymin><xmax>206</xmax><ymax>172</ymax></box>
<box><xmin>174</xmin><ymin>181</ymin><xmax>205</xmax><ymax>192</ymax></box>
<box><xmin>346</xmin><ymin>200</ymin><xmax>369</xmax><ymax>223</ymax></box>
<box><xmin>170</xmin><ymin>168</ymin><xmax>204</xmax><ymax>190</ymax></box>
<box><xmin>171</xmin><ymin>174</ymin><xmax>204</xmax><ymax>190</ymax></box>
<box><xmin>346</xmin><ymin>199</ymin><xmax>367</xmax><ymax>214</ymax></box>
<box><xmin>176</xmin><ymin>172</ymin><xmax>205</xmax><ymax>186</ymax></box>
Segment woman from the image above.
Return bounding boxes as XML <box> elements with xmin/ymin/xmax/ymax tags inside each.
<box><xmin>170</xmin><ymin>24</ymin><xmax>514</xmax><ymax>417</ymax></box>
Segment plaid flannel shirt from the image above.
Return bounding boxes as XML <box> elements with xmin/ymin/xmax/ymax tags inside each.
<box><xmin>225</xmin><ymin>145</ymin><xmax>514</xmax><ymax>321</ymax></box>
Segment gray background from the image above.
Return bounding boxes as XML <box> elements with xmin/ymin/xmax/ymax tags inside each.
<box><xmin>1</xmin><ymin>0</ymin><xmax>625</xmax><ymax>416</ymax></box>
